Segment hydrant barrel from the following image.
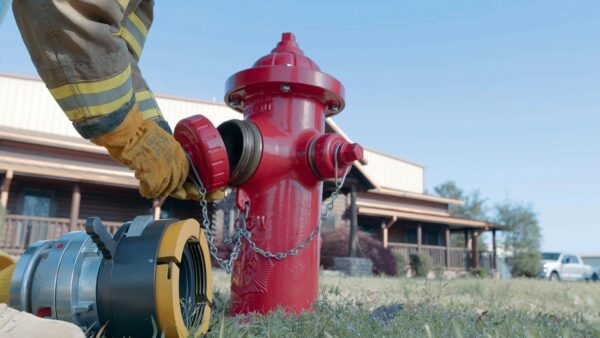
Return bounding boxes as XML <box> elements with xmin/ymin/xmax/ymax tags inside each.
<box><xmin>223</xmin><ymin>33</ymin><xmax>361</xmax><ymax>315</ymax></box>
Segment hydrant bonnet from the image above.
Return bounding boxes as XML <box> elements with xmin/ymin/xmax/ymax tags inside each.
<box><xmin>225</xmin><ymin>33</ymin><xmax>345</xmax><ymax>116</ymax></box>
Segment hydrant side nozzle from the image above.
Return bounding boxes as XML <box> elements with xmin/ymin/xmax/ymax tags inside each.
<box><xmin>338</xmin><ymin>143</ymin><xmax>364</xmax><ymax>166</ymax></box>
<box><xmin>308</xmin><ymin>134</ymin><xmax>363</xmax><ymax>180</ymax></box>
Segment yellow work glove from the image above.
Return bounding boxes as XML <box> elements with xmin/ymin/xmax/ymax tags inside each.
<box><xmin>91</xmin><ymin>105</ymin><xmax>222</xmax><ymax>201</ymax></box>
<box><xmin>0</xmin><ymin>250</ymin><xmax>16</xmax><ymax>304</ymax></box>
<box><xmin>171</xmin><ymin>184</ymin><xmax>226</xmax><ymax>202</ymax></box>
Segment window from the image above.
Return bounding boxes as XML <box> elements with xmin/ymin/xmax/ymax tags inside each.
<box><xmin>562</xmin><ymin>255</ymin><xmax>578</xmax><ymax>264</ymax></box>
<box><xmin>425</xmin><ymin>229</ymin><xmax>442</xmax><ymax>246</ymax></box>
<box><xmin>17</xmin><ymin>190</ymin><xmax>54</xmax><ymax>246</ymax></box>
<box><xmin>23</xmin><ymin>190</ymin><xmax>52</xmax><ymax>217</ymax></box>
<box><xmin>405</xmin><ymin>228</ymin><xmax>417</xmax><ymax>243</ymax></box>
<box><xmin>543</xmin><ymin>253</ymin><xmax>560</xmax><ymax>260</ymax></box>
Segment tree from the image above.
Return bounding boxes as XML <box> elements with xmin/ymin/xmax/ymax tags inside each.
<box><xmin>434</xmin><ymin>181</ymin><xmax>488</xmax><ymax>248</ymax></box>
<box><xmin>494</xmin><ymin>202</ymin><xmax>542</xmax><ymax>277</ymax></box>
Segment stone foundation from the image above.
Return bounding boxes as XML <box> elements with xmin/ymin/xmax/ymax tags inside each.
<box><xmin>334</xmin><ymin>257</ymin><xmax>373</xmax><ymax>277</ymax></box>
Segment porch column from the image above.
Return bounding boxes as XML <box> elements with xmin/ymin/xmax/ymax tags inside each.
<box><xmin>69</xmin><ymin>184</ymin><xmax>81</xmax><ymax>231</ymax></box>
<box><xmin>471</xmin><ymin>230</ymin><xmax>479</xmax><ymax>268</ymax></box>
<box><xmin>349</xmin><ymin>184</ymin><xmax>359</xmax><ymax>257</ymax></box>
<box><xmin>445</xmin><ymin>227</ymin><xmax>450</xmax><ymax>268</ymax></box>
<box><xmin>417</xmin><ymin>223</ymin><xmax>422</xmax><ymax>252</ymax></box>
<box><xmin>0</xmin><ymin>169</ymin><xmax>13</xmax><ymax>208</ymax></box>
<box><xmin>381</xmin><ymin>216</ymin><xmax>396</xmax><ymax>249</ymax></box>
<box><xmin>382</xmin><ymin>220</ymin><xmax>388</xmax><ymax>248</ymax></box>
<box><xmin>492</xmin><ymin>229</ymin><xmax>497</xmax><ymax>270</ymax></box>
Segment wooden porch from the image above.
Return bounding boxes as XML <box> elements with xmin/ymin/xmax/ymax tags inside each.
<box><xmin>387</xmin><ymin>242</ymin><xmax>496</xmax><ymax>270</ymax></box>
<box><xmin>1</xmin><ymin>214</ymin><xmax>122</xmax><ymax>255</ymax></box>
<box><xmin>0</xmin><ymin>168</ymin><xmax>205</xmax><ymax>256</ymax></box>
<box><xmin>381</xmin><ymin>220</ymin><xmax>499</xmax><ymax>270</ymax></box>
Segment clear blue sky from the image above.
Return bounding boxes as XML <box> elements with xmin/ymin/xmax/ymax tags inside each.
<box><xmin>1</xmin><ymin>1</ymin><xmax>598</xmax><ymax>253</ymax></box>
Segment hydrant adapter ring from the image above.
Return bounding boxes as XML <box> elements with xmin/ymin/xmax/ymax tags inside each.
<box><xmin>217</xmin><ymin>119</ymin><xmax>262</xmax><ymax>186</ymax></box>
<box><xmin>9</xmin><ymin>216</ymin><xmax>212</xmax><ymax>338</ymax></box>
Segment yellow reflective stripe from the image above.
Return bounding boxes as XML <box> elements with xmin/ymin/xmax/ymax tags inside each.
<box><xmin>129</xmin><ymin>12</ymin><xmax>148</xmax><ymax>37</ymax></box>
<box><xmin>117</xmin><ymin>0</ymin><xmax>129</xmax><ymax>9</ymax></box>
<box><xmin>112</xmin><ymin>12</ymin><xmax>148</xmax><ymax>59</ymax></box>
<box><xmin>112</xmin><ymin>26</ymin><xmax>124</xmax><ymax>37</ymax></box>
<box><xmin>141</xmin><ymin>108</ymin><xmax>162</xmax><ymax>120</ymax></box>
<box><xmin>49</xmin><ymin>65</ymin><xmax>132</xmax><ymax>100</ymax></box>
<box><xmin>135</xmin><ymin>90</ymin><xmax>162</xmax><ymax>120</ymax></box>
<box><xmin>135</xmin><ymin>90</ymin><xmax>153</xmax><ymax>102</ymax></box>
<box><xmin>120</xmin><ymin>28</ymin><xmax>142</xmax><ymax>57</ymax></box>
<box><xmin>65</xmin><ymin>87</ymin><xmax>133</xmax><ymax>121</ymax></box>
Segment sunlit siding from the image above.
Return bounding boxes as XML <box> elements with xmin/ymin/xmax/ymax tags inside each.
<box><xmin>156</xmin><ymin>96</ymin><xmax>240</xmax><ymax>129</ymax></box>
<box><xmin>0</xmin><ymin>74</ymin><xmax>425</xmax><ymax>194</ymax></box>
<box><xmin>0</xmin><ymin>74</ymin><xmax>240</xmax><ymax>139</ymax></box>
<box><xmin>0</xmin><ymin>75</ymin><xmax>78</xmax><ymax>138</ymax></box>
<box><xmin>362</xmin><ymin>149</ymin><xmax>424</xmax><ymax>193</ymax></box>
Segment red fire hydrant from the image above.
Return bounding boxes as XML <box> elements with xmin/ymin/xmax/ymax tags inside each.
<box><xmin>174</xmin><ymin>32</ymin><xmax>363</xmax><ymax>315</ymax></box>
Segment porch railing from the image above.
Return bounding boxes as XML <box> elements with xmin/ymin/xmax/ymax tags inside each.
<box><xmin>1</xmin><ymin>214</ymin><xmax>123</xmax><ymax>255</ymax></box>
<box><xmin>388</xmin><ymin>242</ymin><xmax>494</xmax><ymax>270</ymax></box>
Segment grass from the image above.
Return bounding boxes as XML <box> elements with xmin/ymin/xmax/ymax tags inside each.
<box><xmin>204</xmin><ymin>270</ymin><xmax>600</xmax><ymax>337</ymax></box>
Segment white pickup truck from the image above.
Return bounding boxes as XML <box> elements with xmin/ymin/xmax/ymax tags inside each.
<box><xmin>540</xmin><ymin>252</ymin><xmax>598</xmax><ymax>281</ymax></box>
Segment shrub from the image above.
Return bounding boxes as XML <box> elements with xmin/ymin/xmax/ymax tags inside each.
<box><xmin>409</xmin><ymin>253</ymin><xmax>432</xmax><ymax>277</ymax></box>
<box><xmin>395</xmin><ymin>254</ymin><xmax>406</xmax><ymax>276</ymax></box>
<box><xmin>433</xmin><ymin>265</ymin><xmax>445</xmax><ymax>279</ymax></box>
<box><xmin>211</xmin><ymin>226</ymin><xmax>398</xmax><ymax>276</ymax></box>
<box><xmin>507</xmin><ymin>252</ymin><xmax>542</xmax><ymax>277</ymax></box>
<box><xmin>470</xmin><ymin>267</ymin><xmax>490</xmax><ymax>278</ymax></box>
<box><xmin>320</xmin><ymin>227</ymin><xmax>397</xmax><ymax>276</ymax></box>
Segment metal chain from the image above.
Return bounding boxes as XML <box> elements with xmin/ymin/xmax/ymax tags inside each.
<box><xmin>185</xmin><ymin>144</ymin><xmax>350</xmax><ymax>274</ymax></box>
<box><xmin>186</xmin><ymin>156</ymin><xmax>243</xmax><ymax>273</ymax></box>
<box><xmin>222</xmin><ymin>189</ymin><xmax>235</xmax><ymax>245</ymax></box>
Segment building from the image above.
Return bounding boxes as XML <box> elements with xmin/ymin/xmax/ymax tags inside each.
<box><xmin>0</xmin><ymin>73</ymin><xmax>503</xmax><ymax>271</ymax></box>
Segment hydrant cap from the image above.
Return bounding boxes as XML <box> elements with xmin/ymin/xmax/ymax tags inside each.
<box><xmin>174</xmin><ymin>115</ymin><xmax>230</xmax><ymax>192</ymax></box>
<box><xmin>252</xmin><ymin>33</ymin><xmax>321</xmax><ymax>71</ymax></box>
<box><xmin>225</xmin><ymin>32</ymin><xmax>345</xmax><ymax>117</ymax></box>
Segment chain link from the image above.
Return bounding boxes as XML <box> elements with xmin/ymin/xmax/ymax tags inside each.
<box><xmin>185</xmin><ymin>144</ymin><xmax>350</xmax><ymax>274</ymax></box>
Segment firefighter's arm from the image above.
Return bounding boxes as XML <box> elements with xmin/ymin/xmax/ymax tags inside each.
<box><xmin>91</xmin><ymin>105</ymin><xmax>224</xmax><ymax>201</ymax></box>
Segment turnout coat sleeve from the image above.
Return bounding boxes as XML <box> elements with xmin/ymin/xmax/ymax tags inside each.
<box><xmin>13</xmin><ymin>0</ymin><xmax>169</xmax><ymax>138</ymax></box>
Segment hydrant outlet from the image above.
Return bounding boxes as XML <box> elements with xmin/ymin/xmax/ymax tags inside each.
<box><xmin>217</xmin><ymin>119</ymin><xmax>262</xmax><ymax>186</ymax></box>
<box><xmin>308</xmin><ymin>133</ymin><xmax>364</xmax><ymax>179</ymax></box>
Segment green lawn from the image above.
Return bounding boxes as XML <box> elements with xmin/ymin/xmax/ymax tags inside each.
<box><xmin>205</xmin><ymin>270</ymin><xmax>600</xmax><ymax>337</ymax></box>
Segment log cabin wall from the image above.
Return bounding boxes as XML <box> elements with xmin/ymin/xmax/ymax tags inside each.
<box><xmin>5</xmin><ymin>176</ymin><xmax>151</xmax><ymax>223</ymax></box>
